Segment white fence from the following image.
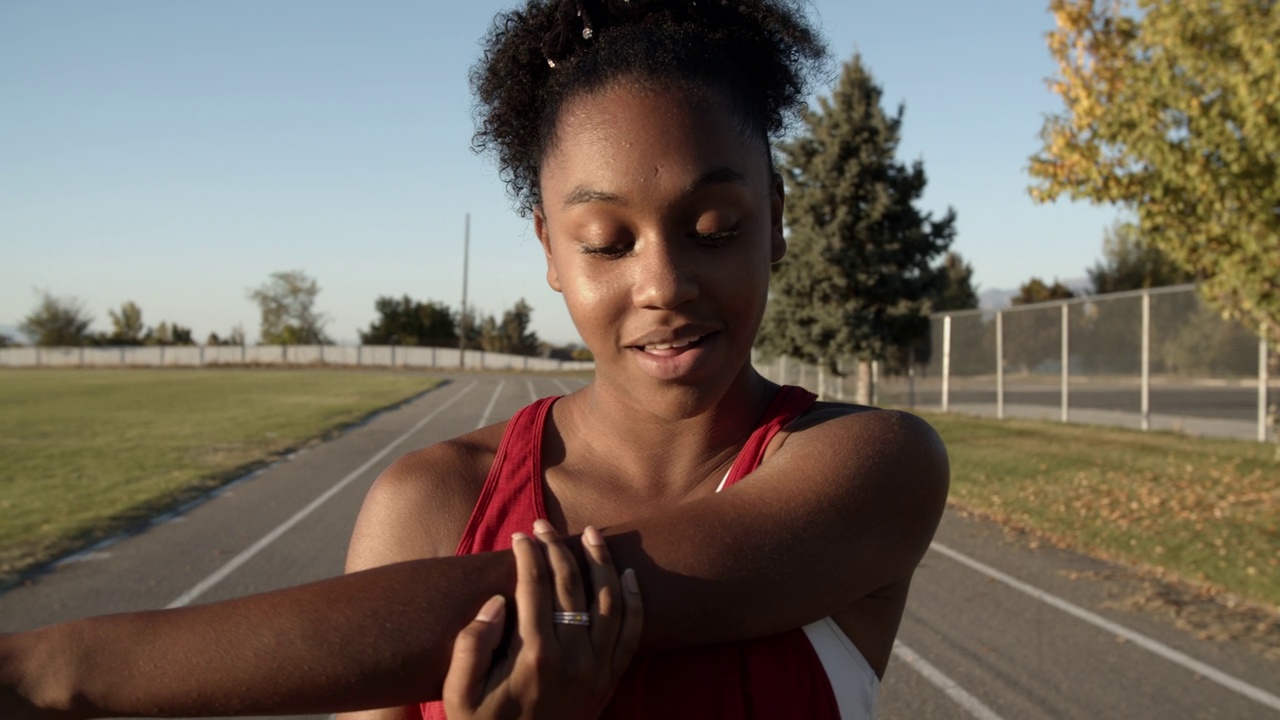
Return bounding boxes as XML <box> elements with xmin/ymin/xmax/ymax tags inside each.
<box><xmin>757</xmin><ymin>284</ymin><xmax>1276</xmax><ymax>443</ymax></box>
<box><xmin>0</xmin><ymin>345</ymin><xmax>594</xmax><ymax>373</ymax></box>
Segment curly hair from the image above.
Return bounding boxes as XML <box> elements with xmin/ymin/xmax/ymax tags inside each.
<box><xmin>471</xmin><ymin>0</ymin><xmax>829</xmax><ymax>215</ymax></box>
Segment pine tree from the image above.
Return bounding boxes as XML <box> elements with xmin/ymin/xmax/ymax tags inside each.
<box><xmin>935</xmin><ymin>252</ymin><xmax>980</xmax><ymax>312</ymax></box>
<box><xmin>759</xmin><ymin>54</ymin><xmax>956</xmax><ymax>403</ymax></box>
<box><xmin>1087</xmin><ymin>220</ymin><xmax>1193</xmax><ymax>294</ymax></box>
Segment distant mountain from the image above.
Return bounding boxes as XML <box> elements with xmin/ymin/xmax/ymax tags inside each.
<box><xmin>979</xmin><ymin>277</ymin><xmax>1092</xmax><ymax>310</ymax></box>
<box><xmin>979</xmin><ymin>288</ymin><xmax>1017</xmax><ymax>310</ymax></box>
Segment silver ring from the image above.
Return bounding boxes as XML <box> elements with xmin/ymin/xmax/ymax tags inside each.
<box><xmin>552</xmin><ymin>611</ymin><xmax>591</xmax><ymax>627</ymax></box>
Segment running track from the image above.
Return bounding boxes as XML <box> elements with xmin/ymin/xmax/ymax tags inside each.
<box><xmin>2</xmin><ymin>374</ymin><xmax>1276</xmax><ymax>719</ymax></box>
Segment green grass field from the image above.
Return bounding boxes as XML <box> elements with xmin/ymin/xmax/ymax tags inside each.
<box><xmin>2</xmin><ymin>369</ymin><xmax>1275</xmax><ymax>612</ymax></box>
<box><xmin>920</xmin><ymin>412</ymin><xmax>1279</xmax><ymax>610</ymax></box>
<box><xmin>0</xmin><ymin>369</ymin><xmax>442</xmax><ymax>583</ymax></box>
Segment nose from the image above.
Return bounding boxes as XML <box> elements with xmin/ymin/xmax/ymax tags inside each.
<box><xmin>630</xmin><ymin>237</ymin><xmax>699</xmax><ymax>310</ymax></box>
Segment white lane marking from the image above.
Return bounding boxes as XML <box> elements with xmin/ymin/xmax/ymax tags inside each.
<box><xmin>553</xmin><ymin>379</ymin><xmax>572</xmax><ymax>394</ymax></box>
<box><xmin>527</xmin><ymin>379</ymin><xmax>538</xmax><ymax>404</ymax></box>
<box><xmin>893</xmin><ymin>640</ymin><xmax>1005</xmax><ymax>720</ymax></box>
<box><xmin>931</xmin><ymin>542</ymin><xmax>1280</xmax><ymax>713</ymax></box>
<box><xmin>166</xmin><ymin>381</ymin><xmax>479</xmax><ymax>609</ymax></box>
<box><xmin>476</xmin><ymin>379</ymin><xmax>507</xmax><ymax>430</ymax></box>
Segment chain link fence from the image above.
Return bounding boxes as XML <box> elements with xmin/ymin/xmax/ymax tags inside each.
<box><xmin>757</xmin><ymin>284</ymin><xmax>1276</xmax><ymax>443</ymax></box>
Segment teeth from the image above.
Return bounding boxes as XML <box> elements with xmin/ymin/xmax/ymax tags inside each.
<box><xmin>644</xmin><ymin>335</ymin><xmax>702</xmax><ymax>351</ymax></box>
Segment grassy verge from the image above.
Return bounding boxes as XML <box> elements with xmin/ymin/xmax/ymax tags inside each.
<box><xmin>0</xmin><ymin>368</ymin><xmax>443</xmax><ymax>582</ymax></box>
<box><xmin>917</xmin><ymin>411</ymin><xmax>1279</xmax><ymax>610</ymax></box>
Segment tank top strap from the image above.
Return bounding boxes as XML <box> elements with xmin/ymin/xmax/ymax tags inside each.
<box><xmin>721</xmin><ymin>385</ymin><xmax>818</xmax><ymax>490</ymax></box>
<box><xmin>452</xmin><ymin>396</ymin><xmax>555</xmax><ymax>555</ymax></box>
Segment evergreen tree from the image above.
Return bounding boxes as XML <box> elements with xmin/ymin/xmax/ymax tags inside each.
<box><xmin>759</xmin><ymin>54</ymin><xmax>956</xmax><ymax>402</ymax></box>
<box><xmin>934</xmin><ymin>251</ymin><xmax>980</xmax><ymax>311</ymax></box>
<box><xmin>1087</xmin><ymin>220</ymin><xmax>1194</xmax><ymax>294</ymax></box>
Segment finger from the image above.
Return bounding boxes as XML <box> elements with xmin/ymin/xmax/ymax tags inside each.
<box><xmin>442</xmin><ymin>594</ymin><xmax>506</xmax><ymax>715</ymax></box>
<box><xmin>583</xmin><ymin>525</ymin><xmax>623</xmax><ymax>650</ymax></box>
<box><xmin>512</xmin><ymin>531</ymin><xmax>555</xmax><ymax>649</ymax></box>
<box><xmin>532</xmin><ymin>518</ymin><xmax>589</xmax><ymax>620</ymax></box>
<box><xmin>611</xmin><ymin>569</ymin><xmax>644</xmax><ymax>677</ymax></box>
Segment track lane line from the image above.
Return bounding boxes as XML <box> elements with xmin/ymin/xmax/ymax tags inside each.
<box><xmin>931</xmin><ymin>542</ymin><xmax>1280</xmax><ymax>712</ymax></box>
<box><xmin>527</xmin><ymin>379</ymin><xmax>537</xmax><ymax>404</ymax></box>
<box><xmin>166</xmin><ymin>381</ymin><xmax>479</xmax><ymax>609</ymax></box>
<box><xmin>476</xmin><ymin>379</ymin><xmax>507</xmax><ymax>429</ymax></box>
<box><xmin>892</xmin><ymin>640</ymin><xmax>1006</xmax><ymax>720</ymax></box>
<box><xmin>553</xmin><ymin>379</ymin><xmax>572</xmax><ymax>394</ymax></box>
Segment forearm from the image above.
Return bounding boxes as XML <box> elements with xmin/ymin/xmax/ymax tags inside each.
<box><xmin>7</xmin><ymin>552</ymin><xmax>513</xmax><ymax>718</ymax></box>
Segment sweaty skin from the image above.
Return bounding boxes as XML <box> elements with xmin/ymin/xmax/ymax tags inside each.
<box><xmin>0</xmin><ymin>83</ymin><xmax>948</xmax><ymax>720</ymax></box>
<box><xmin>339</xmin><ymin>84</ymin><xmax>947</xmax><ymax>720</ymax></box>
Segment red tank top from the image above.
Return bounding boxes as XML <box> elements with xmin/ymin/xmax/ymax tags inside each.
<box><xmin>422</xmin><ymin>385</ymin><xmax>841</xmax><ymax>719</ymax></box>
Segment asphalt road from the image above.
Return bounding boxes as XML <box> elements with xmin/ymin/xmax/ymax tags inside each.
<box><xmin>905</xmin><ymin>384</ymin><xmax>1269</xmax><ymax>423</ymax></box>
<box><xmin>3</xmin><ymin>374</ymin><xmax>1277</xmax><ymax>718</ymax></box>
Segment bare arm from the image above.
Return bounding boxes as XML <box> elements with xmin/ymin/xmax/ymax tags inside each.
<box><xmin>3</xmin><ymin>408</ymin><xmax>947</xmax><ymax>718</ymax></box>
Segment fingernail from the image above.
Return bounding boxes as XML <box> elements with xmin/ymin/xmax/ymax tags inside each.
<box><xmin>512</xmin><ymin>532</ymin><xmax>529</xmax><ymax>544</ymax></box>
<box><xmin>622</xmin><ymin>568</ymin><xmax>640</xmax><ymax>594</ymax></box>
<box><xmin>476</xmin><ymin>595</ymin><xmax>505</xmax><ymax>623</ymax></box>
<box><xmin>584</xmin><ymin>525</ymin><xmax>605</xmax><ymax>547</ymax></box>
<box><xmin>533</xmin><ymin>518</ymin><xmax>555</xmax><ymax>535</ymax></box>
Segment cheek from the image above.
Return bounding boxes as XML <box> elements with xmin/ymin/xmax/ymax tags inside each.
<box><xmin>558</xmin><ymin>263</ymin><xmax>626</xmax><ymax>329</ymax></box>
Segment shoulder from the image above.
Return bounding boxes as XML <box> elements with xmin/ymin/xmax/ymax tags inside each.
<box><xmin>765</xmin><ymin>402</ymin><xmax>949</xmax><ymax>527</ymax></box>
<box><xmin>345</xmin><ymin>422</ymin><xmax>509</xmax><ymax>572</ymax></box>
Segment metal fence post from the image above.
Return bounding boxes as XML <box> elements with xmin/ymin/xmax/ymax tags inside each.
<box><xmin>817</xmin><ymin>364</ymin><xmax>826</xmax><ymax>401</ymax></box>
<box><xmin>1260</xmin><ymin>331</ymin><xmax>1270</xmax><ymax>443</ymax></box>
<box><xmin>1141</xmin><ymin>290</ymin><xmax>1151</xmax><ymax>432</ymax></box>
<box><xmin>907</xmin><ymin>348</ymin><xmax>916</xmax><ymax>409</ymax></box>
<box><xmin>872</xmin><ymin>360</ymin><xmax>880</xmax><ymax>406</ymax></box>
<box><xmin>1061</xmin><ymin>303</ymin><xmax>1070</xmax><ymax>423</ymax></box>
<box><xmin>941</xmin><ymin>315</ymin><xmax>952</xmax><ymax>413</ymax></box>
<box><xmin>996</xmin><ymin>310</ymin><xmax>1004</xmax><ymax>420</ymax></box>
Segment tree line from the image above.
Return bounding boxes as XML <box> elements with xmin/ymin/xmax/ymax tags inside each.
<box><xmin>9</xmin><ymin>269</ymin><xmax>581</xmax><ymax>359</ymax></box>
<box><xmin>13</xmin><ymin>0</ymin><xmax>1270</xmax><ymax>381</ymax></box>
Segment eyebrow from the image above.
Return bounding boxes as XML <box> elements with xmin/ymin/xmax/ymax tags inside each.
<box><xmin>561</xmin><ymin>166</ymin><xmax>750</xmax><ymax>209</ymax></box>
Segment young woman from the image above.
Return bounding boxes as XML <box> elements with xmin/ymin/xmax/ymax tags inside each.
<box><xmin>1</xmin><ymin>1</ymin><xmax>949</xmax><ymax>718</ymax></box>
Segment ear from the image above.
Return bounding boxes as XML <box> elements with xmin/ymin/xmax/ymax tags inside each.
<box><xmin>534</xmin><ymin>207</ymin><xmax>563</xmax><ymax>293</ymax></box>
<box><xmin>769</xmin><ymin>172</ymin><xmax>787</xmax><ymax>264</ymax></box>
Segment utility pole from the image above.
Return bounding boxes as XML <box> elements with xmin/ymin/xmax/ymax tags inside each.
<box><xmin>459</xmin><ymin>213</ymin><xmax>470</xmax><ymax>369</ymax></box>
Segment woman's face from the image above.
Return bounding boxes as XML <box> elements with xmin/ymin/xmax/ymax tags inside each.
<box><xmin>535</xmin><ymin>81</ymin><xmax>785</xmax><ymax>398</ymax></box>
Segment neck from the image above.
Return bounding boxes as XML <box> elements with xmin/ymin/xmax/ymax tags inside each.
<box><xmin>554</xmin><ymin>365</ymin><xmax>776</xmax><ymax>497</ymax></box>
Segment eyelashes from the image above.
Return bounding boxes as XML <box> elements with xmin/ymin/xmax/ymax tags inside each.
<box><xmin>577</xmin><ymin>225</ymin><xmax>742</xmax><ymax>259</ymax></box>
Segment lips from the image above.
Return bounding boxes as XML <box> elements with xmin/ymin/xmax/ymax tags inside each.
<box><xmin>641</xmin><ymin>335</ymin><xmax>705</xmax><ymax>352</ymax></box>
<box><xmin>626</xmin><ymin>325</ymin><xmax>719</xmax><ymax>351</ymax></box>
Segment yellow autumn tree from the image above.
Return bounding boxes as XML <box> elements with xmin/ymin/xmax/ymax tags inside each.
<box><xmin>1029</xmin><ymin>0</ymin><xmax>1279</xmax><ymax>343</ymax></box>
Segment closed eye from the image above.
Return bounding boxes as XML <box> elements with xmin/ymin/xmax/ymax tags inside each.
<box><xmin>579</xmin><ymin>243</ymin><xmax>632</xmax><ymax>259</ymax></box>
<box><xmin>693</xmin><ymin>226</ymin><xmax>740</xmax><ymax>247</ymax></box>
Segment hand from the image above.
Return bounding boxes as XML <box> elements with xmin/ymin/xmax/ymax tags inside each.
<box><xmin>442</xmin><ymin>522</ymin><xmax>643</xmax><ymax>720</ymax></box>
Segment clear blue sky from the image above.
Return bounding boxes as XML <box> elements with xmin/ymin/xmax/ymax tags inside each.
<box><xmin>1</xmin><ymin>1</ymin><xmax>1119</xmax><ymax>346</ymax></box>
